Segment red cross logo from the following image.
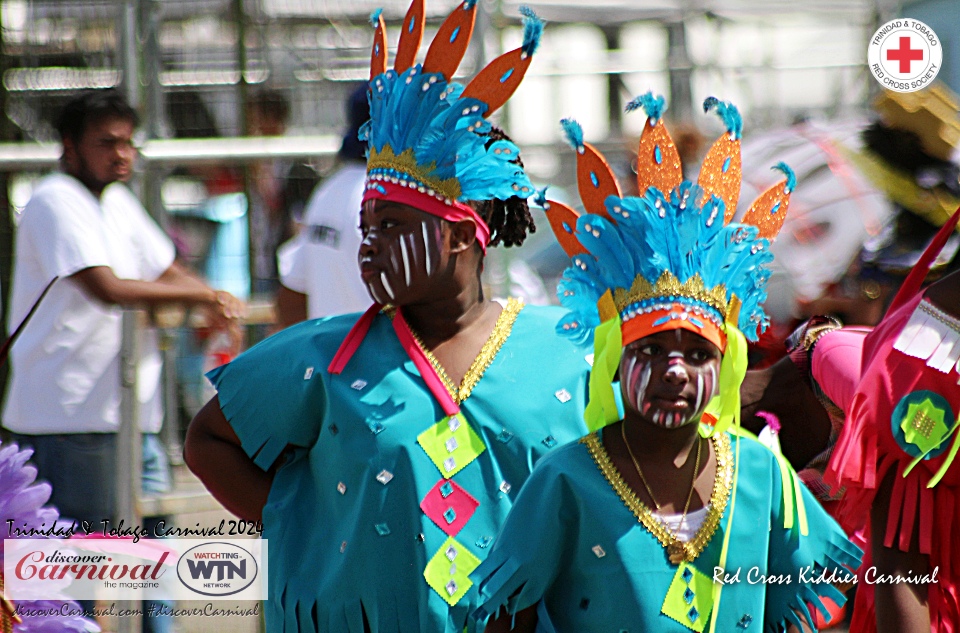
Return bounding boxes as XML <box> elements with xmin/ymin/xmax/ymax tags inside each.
<box><xmin>886</xmin><ymin>36</ymin><xmax>924</xmax><ymax>73</ymax></box>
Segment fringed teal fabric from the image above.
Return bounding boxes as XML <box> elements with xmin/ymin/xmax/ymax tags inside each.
<box><xmin>471</xmin><ymin>433</ymin><xmax>862</xmax><ymax>632</ymax></box>
<box><xmin>207</xmin><ymin>318</ymin><xmax>335</xmax><ymax>470</ymax></box>
<box><xmin>763</xmin><ymin>470</ymin><xmax>862</xmax><ymax>633</ymax></box>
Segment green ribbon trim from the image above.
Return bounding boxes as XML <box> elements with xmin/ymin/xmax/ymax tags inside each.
<box><xmin>584</xmin><ymin>317</ymin><xmax>623</xmax><ymax>432</ymax></box>
<box><xmin>702</xmin><ymin>325</ymin><xmax>747</xmax><ymax>438</ymax></box>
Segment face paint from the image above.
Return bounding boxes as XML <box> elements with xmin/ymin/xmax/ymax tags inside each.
<box><xmin>422</xmin><ymin>223</ymin><xmax>433</xmax><ymax>275</ymax></box>
<box><xmin>359</xmin><ymin>200</ymin><xmax>445</xmax><ymax>305</ymax></box>
<box><xmin>620</xmin><ymin>330</ymin><xmax>722</xmax><ymax>429</ymax></box>
<box><xmin>400</xmin><ymin>234</ymin><xmax>413</xmax><ymax>286</ymax></box>
<box><xmin>621</xmin><ymin>355</ymin><xmax>652</xmax><ymax>417</ymax></box>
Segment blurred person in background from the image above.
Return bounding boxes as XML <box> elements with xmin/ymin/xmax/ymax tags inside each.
<box><xmin>247</xmin><ymin>88</ymin><xmax>302</xmax><ymax>295</ymax></box>
<box><xmin>274</xmin><ymin>84</ymin><xmax>371</xmax><ymax>327</ymax></box>
<box><xmin>2</xmin><ymin>88</ymin><xmax>243</xmax><ymax>632</ymax></box>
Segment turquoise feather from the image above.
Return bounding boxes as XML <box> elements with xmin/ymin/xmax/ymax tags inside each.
<box><xmin>557</xmin><ymin>183</ymin><xmax>777</xmax><ymax>341</ymax></box>
<box><xmin>519</xmin><ymin>6</ymin><xmax>544</xmax><ymax>56</ymax></box>
<box><xmin>560</xmin><ymin>118</ymin><xmax>584</xmax><ymax>150</ymax></box>
<box><xmin>772</xmin><ymin>161</ymin><xmax>796</xmax><ymax>192</ymax></box>
<box><xmin>625</xmin><ymin>92</ymin><xmax>665</xmax><ymax>123</ymax></box>
<box><xmin>703</xmin><ymin>97</ymin><xmax>742</xmax><ymax>140</ymax></box>
<box><xmin>574</xmin><ymin>215</ymin><xmax>635</xmax><ymax>289</ymax></box>
<box><xmin>365</xmin><ymin>10</ymin><xmax>535</xmax><ymax>204</ymax></box>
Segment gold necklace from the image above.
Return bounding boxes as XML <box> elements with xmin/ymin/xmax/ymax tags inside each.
<box><xmin>583</xmin><ymin>432</ymin><xmax>732</xmax><ymax>565</ymax></box>
<box><xmin>621</xmin><ymin>423</ymin><xmax>701</xmax><ymax>562</ymax></box>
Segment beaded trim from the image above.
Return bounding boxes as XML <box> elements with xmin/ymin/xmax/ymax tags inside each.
<box><xmin>406</xmin><ymin>298</ymin><xmax>524</xmax><ymax>404</ymax></box>
<box><xmin>581</xmin><ymin>431</ymin><xmax>733</xmax><ymax>564</ymax></box>
<box><xmin>367</xmin><ymin>145</ymin><xmax>462</xmax><ymax>202</ymax></box>
<box><xmin>919</xmin><ymin>299</ymin><xmax>960</xmax><ymax>335</ymax></box>
<box><xmin>612</xmin><ymin>271</ymin><xmax>728</xmax><ymax>324</ymax></box>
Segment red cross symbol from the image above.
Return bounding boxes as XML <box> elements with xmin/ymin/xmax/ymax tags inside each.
<box><xmin>887</xmin><ymin>36</ymin><xmax>924</xmax><ymax>73</ymax></box>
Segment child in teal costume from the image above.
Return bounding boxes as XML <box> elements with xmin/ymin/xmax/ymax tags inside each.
<box><xmin>183</xmin><ymin>3</ymin><xmax>595</xmax><ymax>632</ymax></box>
<box><xmin>473</xmin><ymin>95</ymin><xmax>862</xmax><ymax>633</ymax></box>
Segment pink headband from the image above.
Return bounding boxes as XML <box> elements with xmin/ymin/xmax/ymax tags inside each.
<box><xmin>363</xmin><ymin>180</ymin><xmax>492</xmax><ymax>254</ymax></box>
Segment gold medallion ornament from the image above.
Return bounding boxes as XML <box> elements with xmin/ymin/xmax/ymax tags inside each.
<box><xmin>582</xmin><ymin>431</ymin><xmax>733</xmax><ymax>564</ymax></box>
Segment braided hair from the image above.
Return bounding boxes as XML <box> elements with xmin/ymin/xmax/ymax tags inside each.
<box><xmin>472</xmin><ymin>126</ymin><xmax>537</xmax><ymax>248</ymax></box>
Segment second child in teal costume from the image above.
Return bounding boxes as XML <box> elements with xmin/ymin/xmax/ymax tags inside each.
<box><xmin>474</xmin><ymin>96</ymin><xmax>862</xmax><ymax>632</ymax></box>
<box><xmin>183</xmin><ymin>3</ymin><xmax>594</xmax><ymax>632</ymax></box>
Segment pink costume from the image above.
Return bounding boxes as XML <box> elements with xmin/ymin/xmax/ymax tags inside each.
<box><xmin>812</xmin><ymin>327</ymin><xmax>868</xmax><ymax>415</ymax></box>
<box><xmin>824</xmin><ymin>207</ymin><xmax>960</xmax><ymax>632</ymax></box>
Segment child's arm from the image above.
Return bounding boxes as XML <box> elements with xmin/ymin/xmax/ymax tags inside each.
<box><xmin>184</xmin><ymin>396</ymin><xmax>274</xmax><ymax>521</ymax></box>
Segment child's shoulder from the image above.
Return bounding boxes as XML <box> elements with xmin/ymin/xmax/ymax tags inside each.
<box><xmin>533</xmin><ymin>434</ymin><xmax>596</xmax><ymax>474</ymax></box>
<box><xmin>723</xmin><ymin>430</ymin><xmax>782</xmax><ymax>474</ymax></box>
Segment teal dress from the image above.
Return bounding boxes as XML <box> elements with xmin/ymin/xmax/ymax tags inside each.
<box><xmin>207</xmin><ymin>301</ymin><xmax>592</xmax><ymax>633</ymax></box>
<box><xmin>472</xmin><ymin>431</ymin><xmax>862</xmax><ymax>633</ymax></box>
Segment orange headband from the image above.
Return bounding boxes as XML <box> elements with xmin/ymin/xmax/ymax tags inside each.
<box><xmin>620</xmin><ymin>303</ymin><xmax>727</xmax><ymax>352</ymax></box>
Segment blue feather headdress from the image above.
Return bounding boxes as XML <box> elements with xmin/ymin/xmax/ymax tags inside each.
<box><xmin>361</xmin><ymin>0</ymin><xmax>543</xmax><ymax>245</ymax></box>
<box><xmin>542</xmin><ymin>93</ymin><xmax>795</xmax><ymax>434</ymax></box>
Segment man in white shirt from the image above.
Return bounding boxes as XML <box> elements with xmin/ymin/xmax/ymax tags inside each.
<box><xmin>3</xmin><ymin>91</ymin><xmax>242</xmax><ymax>629</ymax></box>
<box><xmin>274</xmin><ymin>85</ymin><xmax>370</xmax><ymax>326</ymax></box>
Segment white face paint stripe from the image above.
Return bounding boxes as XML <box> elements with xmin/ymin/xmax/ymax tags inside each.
<box><xmin>694</xmin><ymin>372</ymin><xmax>705</xmax><ymax>414</ymax></box>
<box><xmin>399</xmin><ymin>236</ymin><xmax>412</xmax><ymax>286</ymax></box>
<box><xmin>380</xmin><ymin>272</ymin><xmax>395</xmax><ymax>300</ymax></box>
<box><xmin>422</xmin><ymin>223</ymin><xmax>432</xmax><ymax>275</ymax></box>
<box><xmin>410</xmin><ymin>231</ymin><xmax>427</xmax><ymax>275</ymax></box>
<box><xmin>637</xmin><ymin>363</ymin><xmax>651</xmax><ymax>407</ymax></box>
<box><xmin>623</xmin><ymin>355</ymin><xmax>637</xmax><ymax>388</ymax></box>
<box><xmin>367</xmin><ymin>283</ymin><xmax>386</xmax><ymax>305</ymax></box>
<box><xmin>404</xmin><ymin>233</ymin><xmax>419</xmax><ymax>272</ymax></box>
<box><xmin>622</xmin><ymin>355</ymin><xmax>638</xmax><ymax>411</ymax></box>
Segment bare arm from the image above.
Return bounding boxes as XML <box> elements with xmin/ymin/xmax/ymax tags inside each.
<box><xmin>71</xmin><ymin>262</ymin><xmax>243</xmax><ymax>317</ymax></box>
<box><xmin>71</xmin><ymin>262</ymin><xmax>245</xmax><ymax>348</ymax></box>
<box><xmin>157</xmin><ymin>262</ymin><xmax>246</xmax><ymax>353</ymax></box>
<box><xmin>156</xmin><ymin>261</ymin><xmax>219</xmax><ymax>296</ymax></box>
<box><xmin>184</xmin><ymin>396</ymin><xmax>273</xmax><ymax>521</ymax></box>
<box><xmin>484</xmin><ymin>605</ymin><xmax>538</xmax><ymax>633</ymax></box>
<box><xmin>739</xmin><ymin>356</ymin><xmax>832</xmax><ymax>470</ymax></box>
<box><xmin>274</xmin><ymin>284</ymin><xmax>308</xmax><ymax>330</ymax></box>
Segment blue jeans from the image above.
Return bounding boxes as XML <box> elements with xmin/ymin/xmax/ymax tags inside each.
<box><xmin>11</xmin><ymin>432</ymin><xmax>174</xmax><ymax>633</ymax></box>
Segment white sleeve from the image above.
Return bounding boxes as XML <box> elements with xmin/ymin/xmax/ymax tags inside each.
<box><xmin>21</xmin><ymin>184</ymin><xmax>112</xmax><ymax>281</ymax></box>
<box><xmin>277</xmin><ymin>233</ymin><xmax>308</xmax><ymax>293</ymax></box>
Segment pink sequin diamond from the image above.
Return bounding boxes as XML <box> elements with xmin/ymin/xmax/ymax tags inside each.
<box><xmin>419</xmin><ymin>479</ymin><xmax>479</xmax><ymax>536</ymax></box>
